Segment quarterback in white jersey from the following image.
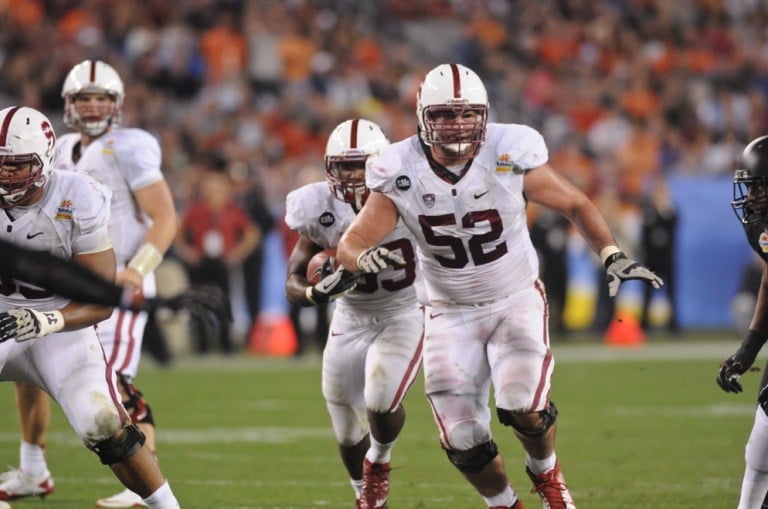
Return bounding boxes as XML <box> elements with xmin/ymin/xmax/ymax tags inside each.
<box><xmin>285</xmin><ymin>119</ymin><xmax>423</xmax><ymax>509</ymax></box>
<box><xmin>338</xmin><ymin>64</ymin><xmax>662</xmax><ymax>509</ymax></box>
<box><xmin>2</xmin><ymin>61</ymin><xmax>179</xmax><ymax>509</ymax></box>
<box><xmin>0</xmin><ymin>106</ymin><xmax>179</xmax><ymax>508</ymax></box>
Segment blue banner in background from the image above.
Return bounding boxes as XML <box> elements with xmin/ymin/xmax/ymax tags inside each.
<box><xmin>669</xmin><ymin>175</ymin><xmax>754</xmax><ymax>329</ymax></box>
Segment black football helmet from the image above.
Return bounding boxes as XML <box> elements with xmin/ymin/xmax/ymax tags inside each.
<box><xmin>733</xmin><ymin>135</ymin><xmax>768</xmax><ymax>224</ymax></box>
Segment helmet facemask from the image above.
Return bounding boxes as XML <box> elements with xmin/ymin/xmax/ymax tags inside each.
<box><xmin>64</xmin><ymin>92</ymin><xmax>122</xmax><ymax>137</ymax></box>
<box><xmin>0</xmin><ymin>154</ymin><xmax>45</xmax><ymax>208</ymax></box>
<box><xmin>733</xmin><ymin>170</ymin><xmax>768</xmax><ymax>224</ymax></box>
<box><xmin>325</xmin><ymin>155</ymin><xmax>369</xmax><ymax>213</ymax></box>
<box><xmin>420</xmin><ymin>104</ymin><xmax>487</xmax><ymax>160</ymax></box>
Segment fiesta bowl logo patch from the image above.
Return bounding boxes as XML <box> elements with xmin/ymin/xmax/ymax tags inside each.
<box><xmin>319</xmin><ymin>212</ymin><xmax>335</xmax><ymax>227</ymax></box>
<box><xmin>496</xmin><ymin>154</ymin><xmax>513</xmax><ymax>173</ymax></box>
<box><xmin>395</xmin><ymin>175</ymin><xmax>411</xmax><ymax>190</ymax></box>
<box><xmin>760</xmin><ymin>231</ymin><xmax>768</xmax><ymax>253</ymax></box>
<box><xmin>55</xmin><ymin>199</ymin><xmax>74</xmax><ymax>220</ymax></box>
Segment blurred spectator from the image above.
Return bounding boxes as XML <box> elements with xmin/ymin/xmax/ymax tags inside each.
<box><xmin>638</xmin><ymin>178</ymin><xmax>679</xmax><ymax>333</ymax></box>
<box><xmin>174</xmin><ymin>164</ymin><xmax>261</xmax><ymax>353</ymax></box>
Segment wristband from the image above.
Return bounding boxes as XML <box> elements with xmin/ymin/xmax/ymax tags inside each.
<box><xmin>599</xmin><ymin>245</ymin><xmax>622</xmax><ymax>265</ymax></box>
<box><xmin>34</xmin><ymin>309</ymin><xmax>65</xmax><ymax>336</ymax></box>
<box><xmin>305</xmin><ymin>286</ymin><xmax>316</xmax><ymax>305</ymax></box>
<box><xmin>128</xmin><ymin>243</ymin><xmax>163</xmax><ymax>278</ymax></box>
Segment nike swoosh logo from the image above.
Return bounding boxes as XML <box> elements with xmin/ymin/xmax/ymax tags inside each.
<box><xmin>330</xmin><ymin>331</ymin><xmax>343</xmax><ymax>337</ymax></box>
<box><xmin>26</xmin><ymin>232</ymin><xmax>44</xmax><ymax>239</ymax></box>
<box><xmin>429</xmin><ymin>312</ymin><xmax>444</xmax><ymax>319</ymax></box>
<box><xmin>473</xmin><ymin>190</ymin><xmax>489</xmax><ymax>199</ymax></box>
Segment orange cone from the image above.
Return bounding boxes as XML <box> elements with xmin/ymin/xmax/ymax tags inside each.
<box><xmin>247</xmin><ymin>313</ymin><xmax>298</xmax><ymax>356</ymax></box>
<box><xmin>603</xmin><ymin>311</ymin><xmax>645</xmax><ymax>347</ymax></box>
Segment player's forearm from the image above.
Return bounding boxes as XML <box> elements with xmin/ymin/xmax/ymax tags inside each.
<box><xmin>58</xmin><ymin>302</ymin><xmax>114</xmax><ymax>330</ymax></box>
<box><xmin>569</xmin><ymin>201</ymin><xmax>619</xmax><ymax>256</ymax></box>
<box><xmin>337</xmin><ymin>228</ymin><xmax>370</xmax><ymax>271</ymax></box>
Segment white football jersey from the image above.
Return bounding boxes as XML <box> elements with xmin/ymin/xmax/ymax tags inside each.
<box><xmin>0</xmin><ymin>170</ymin><xmax>112</xmax><ymax>311</ymax></box>
<box><xmin>56</xmin><ymin>128</ymin><xmax>164</xmax><ymax>263</ymax></box>
<box><xmin>366</xmin><ymin>123</ymin><xmax>548</xmax><ymax>305</ymax></box>
<box><xmin>285</xmin><ymin>181</ymin><xmax>419</xmax><ymax>315</ymax></box>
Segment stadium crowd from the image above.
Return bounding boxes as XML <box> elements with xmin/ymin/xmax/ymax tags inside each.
<box><xmin>2</xmin><ymin>0</ymin><xmax>767</xmax><ymax>344</ymax></box>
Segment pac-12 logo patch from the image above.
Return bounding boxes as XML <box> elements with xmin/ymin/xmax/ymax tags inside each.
<box><xmin>760</xmin><ymin>231</ymin><xmax>768</xmax><ymax>253</ymax></box>
<box><xmin>396</xmin><ymin>175</ymin><xmax>411</xmax><ymax>190</ymax></box>
<box><xmin>319</xmin><ymin>212</ymin><xmax>335</xmax><ymax>227</ymax></box>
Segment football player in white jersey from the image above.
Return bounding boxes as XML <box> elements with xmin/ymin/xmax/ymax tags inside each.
<box><xmin>1</xmin><ymin>60</ymin><xmax>178</xmax><ymax>509</ymax></box>
<box><xmin>0</xmin><ymin>106</ymin><xmax>180</xmax><ymax>508</ymax></box>
<box><xmin>337</xmin><ymin>64</ymin><xmax>663</xmax><ymax>509</ymax></box>
<box><xmin>285</xmin><ymin>119</ymin><xmax>423</xmax><ymax>509</ymax></box>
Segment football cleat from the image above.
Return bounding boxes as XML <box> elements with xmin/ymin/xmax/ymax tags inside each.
<box><xmin>0</xmin><ymin>468</ymin><xmax>54</xmax><ymax>500</ymax></box>
<box><xmin>361</xmin><ymin>458</ymin><xmax>391</xmax><ymax>509</ymax></box>
<box><xmin>95</xmin><ymin>488</ymin><xmax>148</xmax><ymax>508</ymax></box>
<box><xmin>527</xmin><ymin>462</ymin><xmax>575</xmax><ymax>509</ymax></box>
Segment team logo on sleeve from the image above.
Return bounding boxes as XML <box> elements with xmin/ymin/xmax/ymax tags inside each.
<box><xmin>319</xmin><ymin>212</ymin><xmax>335</xmax><ymax>227</ymax></box>
<box><xmin>395</xmin><ymin>175</ymin><xmax>411</xmax><ymax>190</ymax></box>
<box><xmin>55</xmin><ymin>199</ymin><xmax>75</xmax><ymax>220</ymax></box>
<box><xmin>760</xmin><ymin>231</ymin><xmax>768</xmax><ymax>253</ymax></box>
<box><xmin>422</xmin><ymin>194</ymin><xmax>435</xmax><ymax>208</ymax></box>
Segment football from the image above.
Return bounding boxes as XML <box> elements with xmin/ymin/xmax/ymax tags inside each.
<box><xmin>306</xmin><ymin>249</ymin><xmax>338</xmax><ymax>285</ymax></box>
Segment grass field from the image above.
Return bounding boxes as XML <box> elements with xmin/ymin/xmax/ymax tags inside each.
<box><xmin>0</xmin><ymin>333</ymin><xmax>762</xmax><ymax>508</ymax></box>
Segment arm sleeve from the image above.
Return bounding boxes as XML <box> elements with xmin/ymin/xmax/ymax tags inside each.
<box><xmin>1</xmin><ymin>240</ymin><xmax>123</xmax><ymax>307</ymax></box>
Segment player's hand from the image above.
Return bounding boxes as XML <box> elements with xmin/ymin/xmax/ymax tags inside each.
<box><xmin>355</xmin><ymin>246</ymin><xmax>405</xmax><ymax>274</ymax></box>
<box><xmin>0</xmin><ymin>308</ymin><xmax>64</xmax><ymax>343</ymax></box>
<box><xmin>717</xmin><ymin>335</ymin><xmax>766</xmax><ymax>394</ymax></box>
<box><xmin>604</xmin><ymin>252</ymin><xmax>663</xmax><ymax>298</ymax></box>
<box><xmin>308</xmin><ymin>268</ymin><xmax>360</xmax><ymax>303</ymax></box>
<box><xmin>143</xmin><ymin>285</ymin><xmax>233</xmax><ymax>324</ymax></box>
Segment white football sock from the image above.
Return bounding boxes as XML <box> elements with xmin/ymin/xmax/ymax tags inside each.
<box><xmin>483</xmin><ymin>484</ymin><xmax>518</xmax><ymax>507</ymax></box>
<box><xmin>365</xmin><ymin>436</ymin><xmax>396</xmax><ymax>464</ymax></box>
<box><xmin>351</xmin><ymin>478</ymin><xmax>364</xmax><ymax>498</ymax></box>
<box><xmin>142</xmin><ymin>481</ymin><xmax>180</xmax><ymax>509</ymax></box>
<box><xmin>526</xmin><ymin>452</ymin><xmax>557</xmax><ymax>475</ymax></box>
<box><xmin>19</xmin><ymin>441</ymin><xmax>47</xmax><ymax>477</ymax></box>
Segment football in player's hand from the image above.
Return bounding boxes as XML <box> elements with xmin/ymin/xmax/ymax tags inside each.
<box><xmin>306</xmin><ymin>249</ymin><xmax>338</xmax><ymax>285</ymax></box>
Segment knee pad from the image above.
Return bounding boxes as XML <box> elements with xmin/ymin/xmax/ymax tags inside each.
<box><xmin>497</xmin><ymin>400</ymin><xmax>558</xmax><ymax>438</ymax></box>
<box><xmin>118</xmin><ymin>374</ymin><xmax>155</xmax><ymax>427</ymax></box>
<box><xmin>445</xmin><ymin>440</ymin><xmax>499</xmax><ymax>473</ymax></box>
<box><xmin>88</xmin><ymin>423</ymin><xmax>146</xmax><ymax>465</ymax></box>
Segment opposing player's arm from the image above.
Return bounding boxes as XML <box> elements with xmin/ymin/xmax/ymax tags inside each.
<box><xmin>120</xmin><ymin>180</ymin><xmax>177</xmax><ymax>288</ymax></box>
<box><xmin>717</xmin><ymin>262</ymin><xmax>768</xmax><ymax>393</ymax></box>
<box><xmin>337</xmin><ymin>191</ymin><xmax>401</xmax><ymax>273</ymax></box>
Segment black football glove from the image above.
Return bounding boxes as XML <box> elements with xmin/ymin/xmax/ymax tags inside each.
<box><xmin>355</xmin><ymin>246</ymin><xmax>405</xmax><ymax>274</ymax></box>
<box><xmin>307</xmin><ymin>267</ymin><xmax>360</xmax><ymax>304</ymax></box>
<box><xmin>319</xmin><ymin>256</ymin><xmax>337</xmax><ymax>279</ymax></box>
<box><xmin>717</xmin><ymin>330</ymin><xmax>767</xmax><ymax>393</ymax></box>
<box><xmin>0</xmin><ymin>308</ymin><xmax>65</xmax><ymax>343</ymax></box>
<box><xmin>604</xmin><ymin>252</ymin><xmax>663</xmax><ymax>298</ymax></box>
<box><xmin>143</xmin><ymin>285</ymin><xmax>233</xmax><ymax>325</ymax></box>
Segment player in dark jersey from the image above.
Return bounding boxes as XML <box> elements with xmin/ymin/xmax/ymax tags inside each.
<box><xmin>717</xmin><ymin>134</ymin><xmax>768</xmax><ymax>509</ymax></box>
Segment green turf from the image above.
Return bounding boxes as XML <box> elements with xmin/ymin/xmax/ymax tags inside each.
<box><xmin>0</xmin><ymin>335</ymin><xmax>760</xmax><ymax>508</ymax></box>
